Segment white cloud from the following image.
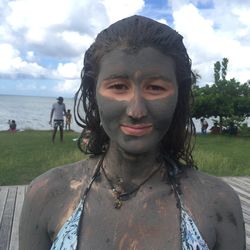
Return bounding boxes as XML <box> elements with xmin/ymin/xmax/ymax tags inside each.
<box><xmin>0</xmin><ymin>43</ymin><xmax>48</xmax><ymax>78</ymax></box>
<box><xmin>102</xmin><ymin>0</ymin><xmax>145</xmax><ymax>23</ymax></box>
<box><xmin>59</xmin><ymin>31</ymin><xmax>94</xmax><ymax>54</ymax></box>
<box><xmin>7</xmin><ymin>0</ymin><xmax>71</xmax><ymax>30</ymax></box>
<box><xmin>53</xmin><ymin>61</ymin><xmax>82</xmax><ymax>79</ymax></box>
<box><xmin>0</xmin><ymin>0</ymin><xmax>146</xmax><ymax>82</ymax></box>
<box><xmin>172</xmin><ymin>2</ymin><xmax>250</xmax><ymax>84</ymax></box>
<box><xmin>26</xmin><ymin>51</ymin><xmax>35</xmax><ymax>61</ymax></box>
<box><xmin>156</xmin><ymin>18</ymin><xmax>168</xmax><ymax>25</ymax></box>
<box><xmin>233</xmin><ymin>6</ymin><xmax>250</xmax><ymax>26</ymax></box>
<box><xmin>54</xmin><ymin>79</ymin><xmax>80</xmax><ymax>94</ymax></box>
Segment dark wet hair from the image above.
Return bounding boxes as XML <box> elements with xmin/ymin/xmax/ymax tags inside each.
<box><xmin>74</xmin><ymin>15</ymin><xmax>195</xmax><ymax>167</ymax></box>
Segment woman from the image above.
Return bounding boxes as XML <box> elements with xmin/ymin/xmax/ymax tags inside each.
<box><xmin>19</xmin><ymin>15</ymin><xmax>245</xmax><ymax>250</ymax></box>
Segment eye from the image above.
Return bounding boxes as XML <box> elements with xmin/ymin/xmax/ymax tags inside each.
<box><xmin>144</xmin><ymin>83</ymin><xmax>168</xmax><ymax>95</ymax></box>
<box><xmin>146</xmin><ymin>85</ymin><xmax>166</xmax><ymax>91</ymax></box>
<box><xmin>142</xmin><ymin>79</ymin><xmax>175</xmax><ymax>99</ymax></box>
<box><xmin>108</xmin><ymin>83</ymin><xmax>129</xmax><ymax>91</ymax></box>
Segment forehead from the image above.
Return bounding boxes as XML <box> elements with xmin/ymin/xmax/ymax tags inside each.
<box><xmin>97</xmin><ymin>47</ymin><xmax>176</xmax><ymax>79</ymax></box>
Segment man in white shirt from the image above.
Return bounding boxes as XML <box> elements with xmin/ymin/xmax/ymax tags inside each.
<box><xmin>49</xmin><ymin>97</ymin><xmax>66</xmax><ymax>142</ymax></box>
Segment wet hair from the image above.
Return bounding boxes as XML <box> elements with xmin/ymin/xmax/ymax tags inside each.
<box><xmin>74</xmin><ymin>15</ymin><xmax>195</xmax><ymax>167</ymax></box>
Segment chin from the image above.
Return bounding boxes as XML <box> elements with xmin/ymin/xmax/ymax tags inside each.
<box><xmin>119</xmin><ymin>136</ymin><xmax>159</xmax><ymax>155</ymax></box>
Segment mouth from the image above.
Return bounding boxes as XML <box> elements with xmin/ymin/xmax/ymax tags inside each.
<box><xmin>120</xmin><ymin>124</ymin><xmax>153</xmax><ymax>136</ymax></box>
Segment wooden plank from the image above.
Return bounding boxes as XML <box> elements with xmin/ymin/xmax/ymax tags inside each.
<box><xmin>225</xmin><ymin>179</ymin><xmax>250</xmax><ymax>196</ymax></box>
<box><xmin>0</xmin><ymin>187</ymin><xmax>17</xmax><ymax>250</ymax></box>
<box><xmin>239</xmin><ymin>177</ymin><xmax>250</xmax><ymax>183</ymax></box>
<box><xmin>225</xmin><ymin>177</ymin><xmax>250</xmax><ymax>191</ymax></box>
<box><xmin>9</xmin><ymin>186</ymin><xmax>26</xmax><ymax>250</ymax></box>
<box><xmin>228</xmin><ymin>177</ymin><xmax>250</xmax><ymax>187</ymax></box>
<box><xmin>229</xmin><ymin>178</ymin><xmax>250</xmax><ymax>190</ymax></box>
<box><xmin>231</xmin><ymin>178</ymin><xmax>250</xmax><ymax>188</ymax></box>
<box><xmin>0</xmin><ymin>187</ymin><xmax>8</xmax><ymax>224</ymax></box>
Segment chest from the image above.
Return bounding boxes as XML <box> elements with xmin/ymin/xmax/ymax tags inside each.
<box><xmin>49</xmin><ymin>180</ymin><xmax>216</xmax><ymax>250</ymax></box>
<box><xmin>76</xmin><ymin>186</ymin><xmax>183</xmax><ymax>250</ymax></box>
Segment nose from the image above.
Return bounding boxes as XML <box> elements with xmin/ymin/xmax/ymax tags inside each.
<box><xmin>126</xmin><ymin>90</ymin><xmax>147</xmax><ymax>120</ymax></box>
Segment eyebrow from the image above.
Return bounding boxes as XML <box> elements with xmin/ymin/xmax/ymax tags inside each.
<box><xmin>102</xmin><ymin>73</ymin><xmax>174</xmax><ymax>83</ymax></box>
<box><xmin>103</xmin><ymin>74</ymin><xmax>129</xmax><ymax>81</ymax></box>
<box><xmin>144</xmin><ymin>75</ymin><xmax>172</xmax><ymax>82</ymax></box>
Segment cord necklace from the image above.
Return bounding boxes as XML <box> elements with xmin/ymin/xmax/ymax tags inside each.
<box><xmin>101</xmin><ymin>163</ymin><xmax>162</xmax><ymax>209</ymax></box>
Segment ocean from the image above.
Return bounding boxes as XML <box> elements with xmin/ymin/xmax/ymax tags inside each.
<box><xmin>0</xmin><ymin>95</ymin><xmax>249</xmax><ymax>133</ymax></box>
<box><xmin>0</xmin><ymin>95</ymin><xmax>82</xmax><ymax>132</ymax></box>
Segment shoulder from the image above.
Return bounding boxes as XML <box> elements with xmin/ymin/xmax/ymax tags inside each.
<box><xmin>21</xmin><ymin>156</ymin><xmax>101</xmax><ymax>229</ymax></box>
<box><xmin>22</xmin><ymin>156</ymin><xmax>102</xmax><ymax>217</ymax></box>
<box><xmin>181</xmin><ymin>168</ymin><xmax>242</xmax><ymax>210</ymax></box>
<box><xmin>20</xmin><ymin>156</ymin><xmax>102</xmax><ymax>248</ymax></box>
<box><xmin>181</xmin><ymin>168</ymin><xmax>245</xmax><ymax>249</ymax></box>
<box><xmin>26</xmin><ymin>156</ymin><xmax>100</xmax><ymax>201</ymax></box>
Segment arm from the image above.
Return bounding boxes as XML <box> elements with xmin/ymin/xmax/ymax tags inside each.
<box><xmin>49</xmin><ymin>107</ymin><xmax>54</xmax><ymax>124</ymax></box>
<box><xmin>63</xmin><ymin>104</ymin><xmax>66</xmax><ymax>117</ymax></box>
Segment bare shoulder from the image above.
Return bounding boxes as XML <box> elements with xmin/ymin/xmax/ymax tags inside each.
<box><xmin>182</xmin><ymin>168</ymin><xmax>242</xmax><ymax>208</ymax></box>
<box><xmin>181</xmin><ymin>168</ymin><xmax>246</xmax><ymax>249</ymax></box>
<box><xmin>25</xmin><ymin>156</ymin><xmax>100</xmax><ymax>205</ymax></box>
<box><xmin>19</xmin><ymin>156</ymin><xmax>100</xmax><ymax>250</ymax></box>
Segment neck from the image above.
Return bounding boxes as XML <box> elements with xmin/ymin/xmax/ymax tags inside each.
<box><xmin>103</xmin><ymin>141</ymin><xmax>161</xmax><ymax>185</ymax></box>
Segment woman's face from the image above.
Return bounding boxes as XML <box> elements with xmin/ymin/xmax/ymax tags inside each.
<box><xmin>96</xmin><ymin>47</ymin><xmax>178</xmax><ymax>155</ymax></box>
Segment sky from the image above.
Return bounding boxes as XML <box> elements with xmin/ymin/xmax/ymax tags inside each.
<box><xmin>0</xmin><ymin>0</ymin><xmax>249</xmax><ymax>97</ymax></box>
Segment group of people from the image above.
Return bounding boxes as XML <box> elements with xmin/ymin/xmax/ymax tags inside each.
<box><xmin>49</xmin><ymin>96</ymin><xmax>72</xmax><ymax>142</ymax></box>
<box><xmin>201</xmin><ymin>118</ymin><xmax>238</xmax><ymax>135</ymax></box>
<box><xmin>20</xmin><ymin>15</ymin><xmax>245</xmax><ymax>249</ymax></box>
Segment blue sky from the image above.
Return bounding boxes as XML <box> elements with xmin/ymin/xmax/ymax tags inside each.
<box><xmin>0</xmin><ymin>0</ymin><xmax>249</xmax><ymax>97</ymax></box>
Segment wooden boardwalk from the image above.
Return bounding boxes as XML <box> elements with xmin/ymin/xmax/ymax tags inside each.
<box><xmin>0</xmin><ymin>177</ymin><xmax>249</xmax><ymax>250</ymax></box>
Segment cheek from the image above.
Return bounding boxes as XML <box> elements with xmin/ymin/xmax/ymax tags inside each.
<box><xmin>96</xmin><ymin>94</ymin><xmax>127</xmax><ymax>130</ymax></box>
<box><xmin>147</xmin><ymin>95</ymin><xmax>177</xmax><ymax>130</ymax></box>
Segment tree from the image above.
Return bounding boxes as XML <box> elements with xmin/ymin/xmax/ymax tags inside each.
<box><xmin>192</xmin><ymin>58</ymin><xmax>250</xmax><ymax>132</ymax></box>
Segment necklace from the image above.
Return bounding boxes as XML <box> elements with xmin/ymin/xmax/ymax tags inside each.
<box><xmin>101</xmin><ymin>163</ymin><xmax>162</xmax><ymax>209</ymax></box>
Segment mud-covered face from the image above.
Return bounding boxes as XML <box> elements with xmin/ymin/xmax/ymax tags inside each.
<box><xmin>96</xmin><ymin>47</ymin><xmax>178</xmax><ymax>155</ymax></box>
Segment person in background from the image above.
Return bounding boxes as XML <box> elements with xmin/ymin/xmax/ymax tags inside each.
<box><xmin>200</xmin><ymin>118</ymin><xmax>208</xmax><ymax>134</ymax></box>
<box><xmin>228</xmin><ymin>121</ymin><xmax>238</xmax><ymax>136</ymax></box>
<box><xmin>210</xmin><ymin>122</ymin><xmax>220</xmax><ymax>134</ymax></box>
<box><xmin>49</xmin><ymin>96</ymin><xmax>66</xmax><ymax>142</ymax></box>
<box><xmin>9</xmin><ymin>120</ymin><xmax>17</xmax><ymax>133</ymax></box>
<box><xmin>65</xmin><ymin>109</ymin><xmax>72</xmax><ymax>131</ymax></box>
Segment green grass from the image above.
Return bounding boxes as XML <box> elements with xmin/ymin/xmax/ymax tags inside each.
<box><xmin>194</xmin><ymin>134</ymin><xmax>250</xmax><ymax>176</ymax></box>
<box><xmin>0</xmin><ymin>130</ymin><xmax>86</xmax><ymax>185</ymax></box>
<box><xmin>0</xmin><ymin>131</ymin><xmax>249</xmax><ymax>185</ymax></box>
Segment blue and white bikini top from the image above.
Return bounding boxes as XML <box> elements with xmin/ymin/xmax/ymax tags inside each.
<box><xmin>50</xmin><ymin>158</ymin><xmax>209</xmax><ymax>250</ymax></box>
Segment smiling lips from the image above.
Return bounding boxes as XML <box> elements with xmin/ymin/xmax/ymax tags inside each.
<box><xmin>120</xmin><ymin>124</ymin><xmax>153</xmax><ymax>136</ymax></box>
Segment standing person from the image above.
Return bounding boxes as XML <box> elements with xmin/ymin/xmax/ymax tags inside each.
<box><xmin>20</xmin><ymin>16</ymin><xmax>245</xmax><ymax>250</ymax></box>
<box><xmin>9</xmin><ymin>120</ymin><xmax>17</xmax><ymax>133</ymax></box>
<box><xmin>49</xmin><ymin>96</ymin><xmax>66</xmax><ymax>142</ymax></box>
<box><xmin>65</xmin><ymin>109</ymin><xmax>72</xmax><ymax>131</ymax></box>
<box><xmin>200</xmin><ymin>118</ymin><xmax>208</xmax><ymax>134</ymax></box>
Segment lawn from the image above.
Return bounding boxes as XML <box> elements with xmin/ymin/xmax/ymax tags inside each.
<box><xmin>0</xmin><ymin>130</ymin><xmax>85</xmax><ymax>185</ymax></box>
<box><xmin>194</xmin><ymin>134</ymin><xmax>250</xmax><ymax>176</ymax></box>
<box><xmin>0</xmin><ymin>131</ymin><xmax>249</xmax><ymax>185</ymax></box>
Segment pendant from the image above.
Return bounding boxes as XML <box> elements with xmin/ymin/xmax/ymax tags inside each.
<box><xmin>114</xmin><ymin>199</ymin><xmax>122</xmax><ymax>209</ymax></box>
